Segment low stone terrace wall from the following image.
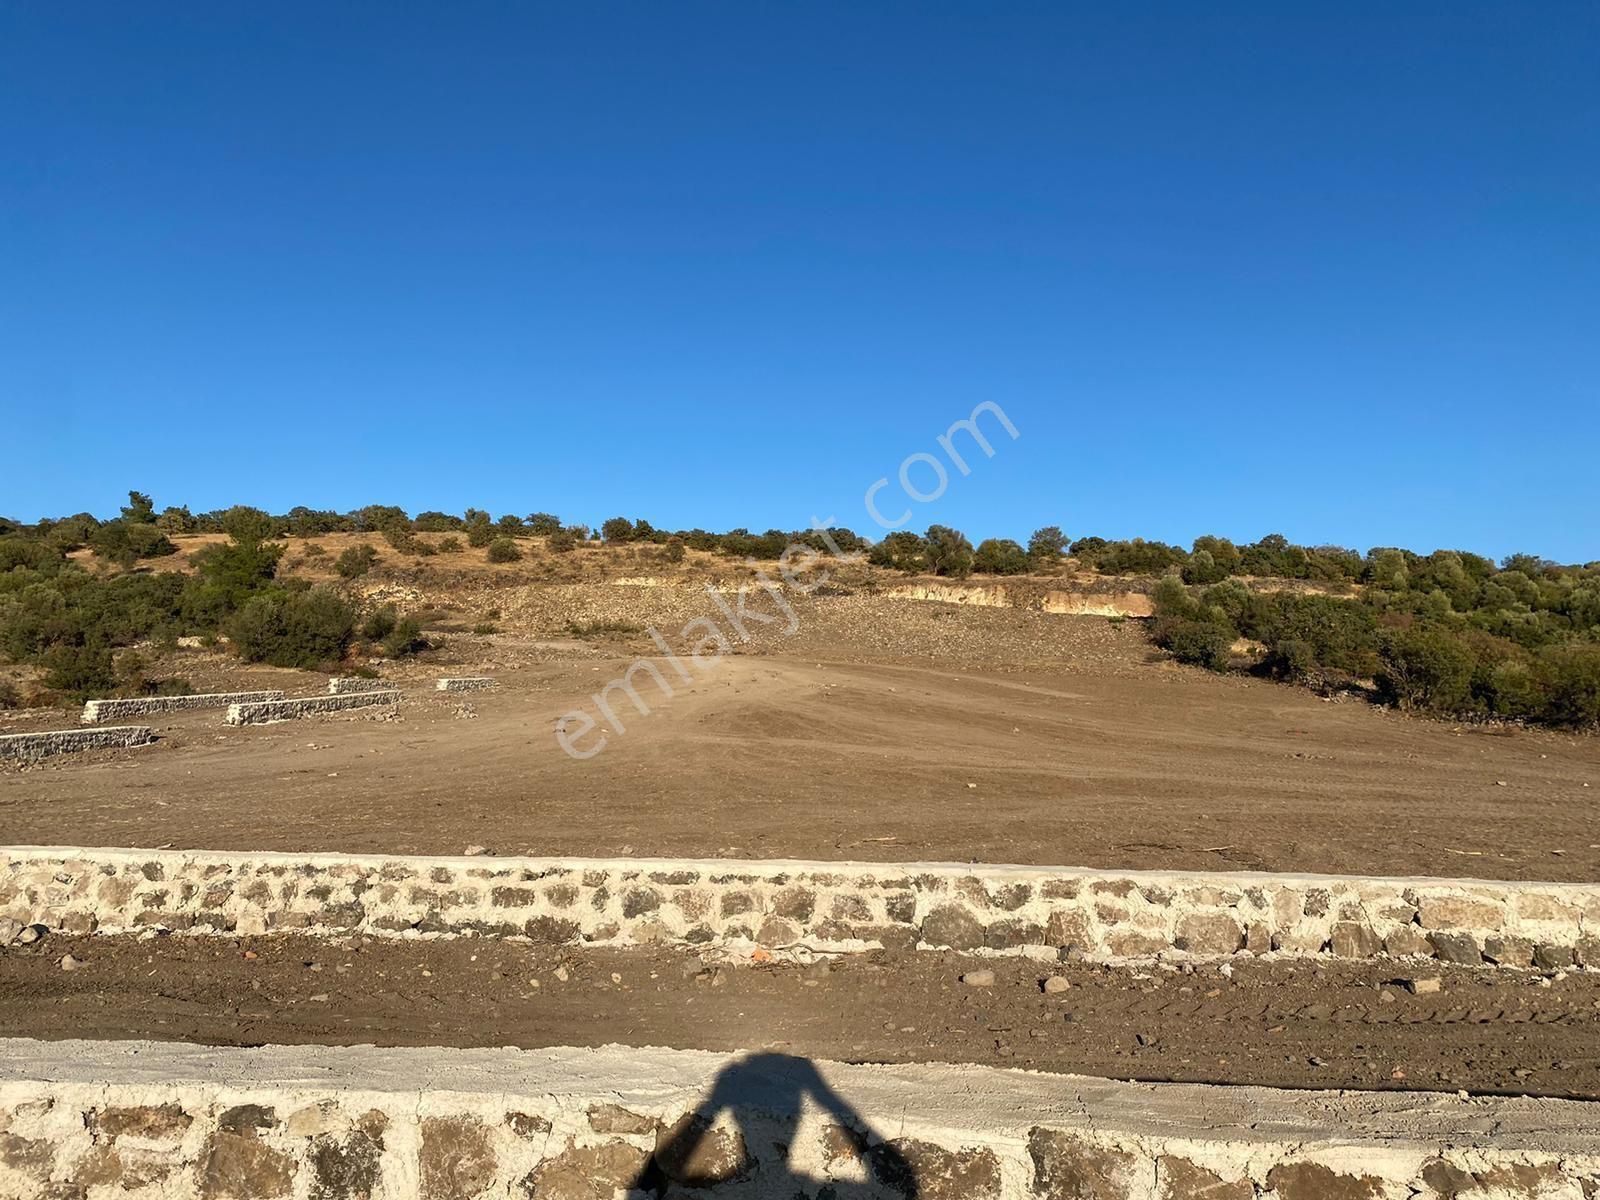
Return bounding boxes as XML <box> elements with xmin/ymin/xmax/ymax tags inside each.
<box><xmin>3</xmin><ymin>847</ymin><xmax>1596</xmax><ymax>968</ymax></box>
<box><xmin>80</xmin><ymin>691</ymin><xmax>285</xmax><ymax>724</ymax></box>
<box><xmin>1</xmin><ymin>1039</ymin><xmax>1596</xmax><ymax>1199</ymax></box>
<box><xmin>224</xmin><ymin>692</ymin><xmax>401</xmax><ymax>725</ymax></box>
<box><xmin>0</xmin><ymin>728</ymin><xmax>154</xmax><ymax>765</ymax></box>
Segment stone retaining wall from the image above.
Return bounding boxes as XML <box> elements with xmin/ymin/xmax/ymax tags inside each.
<box><xmin>435</xmin><ymin>676</ymin><xmax>496</xmax><ymax>692</ymax></box>
<box><xmin>4</xmin><ymin>847</ymin><xmax>1597</xmax><ymax>968</ymax></box>
<box><xmin>1</xmin><ymin>1039</ymin><xmax>1596</xmax><ymax>1199</ymax></box>
<box><xmin>224</xmin><ymin>691</ymin><xmax>401</xmax><ymax>725</ymax></box>
<box><xmin>0</xmin><ymin>729</ymin><xmax>153</xmax><ymax>765</ymax></box>
<box><xmin>80</xmin><ymin>691</ymin><xmax>285</xmax><ymax>724</ymax></box>
<box><xmin>327</xmin><ymin>678</ymin><xmax>385</xmax><ymax>695</ymax></box>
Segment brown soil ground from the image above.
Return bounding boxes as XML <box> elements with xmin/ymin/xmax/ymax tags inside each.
<box><xmin>3</xmin><ymin>934</ymin><xmax>1597</xmax><ymax>1099</ymax></box>
<box><xmin>3</xmin><ymin>625</ymin><xmax>1597</xmax><ymax>880</ymax></box>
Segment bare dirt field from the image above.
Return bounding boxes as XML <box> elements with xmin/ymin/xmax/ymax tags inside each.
<box><xmin>3</xmin><ymin>934</ymin><xmax>1597</xmax><ymax>1099</ymax></box>
<box><xmin>3</xmin><ymin>604</ymin><xmax>1597</xmax><ymax>881</ymax></box>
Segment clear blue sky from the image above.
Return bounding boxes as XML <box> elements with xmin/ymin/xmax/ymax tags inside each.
<box><xmin>3</xmin><ymin>4</ymin><xmax>1596</xmax><ymax>561</ymax></box>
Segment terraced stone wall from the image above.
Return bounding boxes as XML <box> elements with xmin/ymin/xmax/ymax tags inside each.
<box><xmin>80</xmin><ymin>691</ymin><xmax>285</xmax><ymax>724</ymax></box>
<box><xmin>4</xmin><ymin>847</ymin><xmax>1597</xmax><ymax>968</ymax></box>
<box><xmin>1</xmin><ymin>1040</ymin><xmax>1597</xmax><ymax>1199</ymax></box>
<box><xmin>224</xmin><ymin>692</ymin><xmax>400</xmax><ymax>725</ymax></box>
<box><xmin>0</xmin><ymin>729</ymin><xmax>154</xmax><ymax>764</ymax></box>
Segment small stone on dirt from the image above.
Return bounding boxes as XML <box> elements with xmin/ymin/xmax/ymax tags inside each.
<box><xmin>463</xmin><ymin>844</ymin><xmax>491</xmax><ymax>856</ymax></box>
<box><xmin>59</xmin><ymin>954</ymin><xmax>84</xmax><ymax>971</ymax></box>
<box><xmin>1403</xmin><ymin>977</ymin><xmax>1442</xmax><ymax>995</ymax></box>
<box><xmin>17</xmin><ymin>924</ymin><xmax>45</xmax><ymax>946</ymax></box>
<box><xmin>961</xmin><ymin>969</ymin><xmax>996</xmax><ymax>987</ymax></box>
<box><xmin>1042</xmin><ymin>975</ymin><xmax>1072</xmax><ymax>994</ymax></box>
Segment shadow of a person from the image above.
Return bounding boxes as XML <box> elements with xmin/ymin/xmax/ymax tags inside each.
<box><xmin>631</xmin><ymin>1052</ymin><xmax>918</xmax><ymax>1198</ymax></box>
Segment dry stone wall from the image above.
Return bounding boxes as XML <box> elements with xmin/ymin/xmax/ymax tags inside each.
<box><xmin>4</xmin><ymin>847</ymin><xmax>1598</xmax><ymax>968</ymax></box>
<box><xmin>224</xmin><ymin>691</ymin><xmax>400</xmax><ymax>725</ymax></box>
<box><xmin>435</xmin><ymin>677</ymin><xmax>496</xmax><ymax>692</ymax></box>
<box><xmin>80</xmin><ymin>691</ymin><xmax>284</xmax><ymax>724</ymax></box>
<box><xmin>0</xmin><ymin>728</ymin><xmax>153</xmax><ymax>765</ymax></box>
<box><xmin>327</xmin><ymin>678</ymin><xmax>385</xmax><ymax>695</ymax></box>
<box><xmin>2</xmin><ymin>1038</ymin><xmax>1597</xmax><ymax>1200</ymax></box>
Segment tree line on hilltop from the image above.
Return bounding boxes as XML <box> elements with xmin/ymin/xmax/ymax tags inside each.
<box><xmin>1</xmin><ymin>494</ymin><xmax>1595</xmax><ymax>727</ymax></box>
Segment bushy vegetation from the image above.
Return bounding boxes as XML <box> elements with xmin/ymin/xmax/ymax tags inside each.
<box><xmin>1152</xmin><ymin>558</ymin><xmax>1600</xmax><ymax>729</ymax></box>
<box><xmin>0</xmin><ymin>496</ymin><xmax>384</xmax><ymax>698</ymax></box>
<box><xmin>4</xmin><ymin>493</ymin><xmax>1594</xmax><ymax>729</ymax></box>
<box><xmin>486</xmin><ymin>537</ymin><xmax>522</xmax><ymax>563</ymax></box>
<box><xmin>923</xmin><ymin>525</ymin><xmax>975</xmax><ymax>578</ymax></box>
<box><xmin>975</xmin><ymin>538</ymin><xmax>1029</xmax><ymax>575</ymax></box>
<box><xmin>334</xmin><ymin>544</ymin><xmax>379</xmax><ymax>578</ymax></box>
<box><xmin>227</xmin><ymin>588</ymin><xmax>358</xmax><ymax>668</ymax></box>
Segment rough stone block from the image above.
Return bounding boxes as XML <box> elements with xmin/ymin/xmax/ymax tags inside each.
<box><xmin>1174</xmin><ymin>913</ymin><xmax>1243</xmax><ymax>956</ymax></box>
<box><xmin>1418</xmin><ymin>895</ymin><xmax>1505</xmax><ymax>932</ymax></box>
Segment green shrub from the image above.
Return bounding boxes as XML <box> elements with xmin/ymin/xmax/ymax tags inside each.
<box><xmin>1258</xmin><ymin>595</ymin><xmax>1380</xmax><ymax>681</ymax></box>
<box><xmin>1266</xmin><ymin>637</ymin><xmax>1318</xmax><ymax>681</ymax></box>
<box><xmin>974</xmin><ymin>538</ymin><xmax>1029</xmax><ymax>575</ymax></box>
<box><xmin>486</xmin><ymin>537</ymin><xmax>522</xmax><ymax>563</ymax></box>
<box><xmin>355</xmin><ymin>505</ymin><xmax>411</xmax><ymax>534</ymax></box>
<box><xmin>1093</xmin><ymin>538</ymin><xmax>1188</xmax><ymax>575</ymax></box>
<box><xmin>601</xmin><ymin>517</ymin><xmax>636</xmax><ymax>543</ymax></box>
<box><xmin>334</xmin><ymin>545</ymin><xmax>379</xmax><ymax>579</ymax></box>
<box><xmin>465</xmin><ymin>513</ymin><xmax>495</xmax><ymax>548</ymax></box>
<box><xmin>381</xmin><ymin>617</ymin><xmax>428</xmax><ymax>658</ymax></box>
<box><xmin>1027</xmin><ymin>526</ymin><xmax>1067</xmax><ymax>567</ymax></box>
<box><xmin>41</xmin><ymin>644</ymin><xmax>116</xmax><ymax>700</ymax></box>
<box><xmin>90</xmin><ymin>519</ymin><xmax>176</xmax><ymax>567</ymax></box>
<box><xmin>1156</xmin><ymin>618</ymin><xmax>1235</xmax><ymax>671</ymax></box>
<box><xmin>1541</xmin><ymin>642</ymin><xmax>1600</xmax><ymax>728</ymax></box>
<box><xmin>923</xmin><ymin>525</ymin><xmax>975</xmax><ymax>578</ymax></box>
<box><xmin>227</xmin><ymin>587</ymin><xmax>357</xmax><ymax>669</ymax></box>
<box><xmin>1151</xmin><ymin>574</ymin><xmax>1199</xmax><ymax>621</ymax></box>
<box><xmin>473</xmin><ymin>622</ymin><xmax>498</xmax><ymax>636</ymax></box>
<box><xmin>1376</xmin><ymin>627</ymin><xmax>1476</xmax><ymax>712</ymax></box>
<box><xmin>1182</xmin><ymin>549</ymin><xmax>1228</xmax><ymax>585</ymax></box>
<box><xmin>1069</xmin><ymin>536</ymin><xmax>1108</xmax><ymax>565</ymax></box>
<box><xmin>414</xmin><ymin>511</ymin><xmax>462</xmax><ymax>533</ymax></box>
<box><xmin>548</xmin><ymin>529</ymin><xmax>577</xmax><ymax>553</ymax></box>
<box><xmin>438</xmin><ymin>536</ymin><xmax>463</xmax><ymax>553</ymax></box>
<box><xmin>663</xmin><ymin>536</ymin><xmax>687</xmax><ymax>564</ymax></box>
<box><xmin>0</xmin><ymin>678</ymin><xmax>19</xmax><ymax>709</ymax></box>
<box><xmin>527</xmin><ymin>512</ymin><xmax>561</xmax><ymax>535</ymax></box>
<box><xmin>362</xmin><ymin>606</ymin><xmax>399</xmax><ymax>642</ymax></box>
